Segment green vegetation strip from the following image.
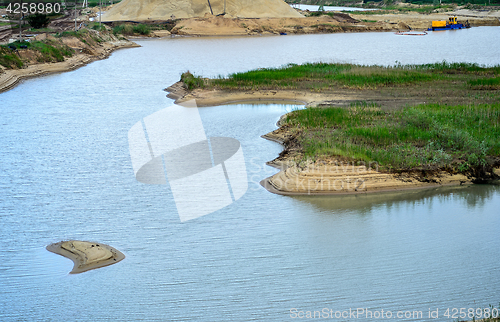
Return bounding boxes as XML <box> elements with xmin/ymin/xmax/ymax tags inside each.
<box><xmin>0</xmin><ymin>39</ymin><xmax>73</xmax><ymax>67</ymax></box>
<box><xmin>284</xmin><ymin>102</ymin><xmax>500</xmax><ymax>175</ymax></box>
<box><xmin>0</xmin><ymin>29</ymin><xmax>113</xmax><ymax>69</ymax></box>
<box><xmin>191</xmin><ymin>62</ymin><xmax>500</xmax><ymax>90</ymax></box>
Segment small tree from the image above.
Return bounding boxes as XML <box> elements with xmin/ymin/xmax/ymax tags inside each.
<box><xmin>27</xmin><ymin>14</ymin><xmax>50</xmax><ymax>29</ymax></box>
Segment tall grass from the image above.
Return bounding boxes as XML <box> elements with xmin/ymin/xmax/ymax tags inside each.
<box><xmin>469</xmin><ymin>76</ymin><xmax>500</xmax><ymax>90</ymax></box>
<box><xmin>209</xmin><ymin>62</ymin><xmax>450</xmax><ymax>90</ymax></box>
<box><xmin>204</xmin><ymin>62</ymin><xmax>500</xmax><ymax>91</ymax></box>
<box><xmin>284</xmin><ymin>103</ymin><xmax>500</xmax><ymax>175</ymax></box>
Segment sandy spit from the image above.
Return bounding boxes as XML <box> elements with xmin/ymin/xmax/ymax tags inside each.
<box><xmin>47</xmin><ymin>240</ymin><xmax>125</xmax><ymax>274</ymax></box>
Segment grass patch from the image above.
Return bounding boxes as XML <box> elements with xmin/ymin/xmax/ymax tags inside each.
<box><xmin>0</xmin><ymin>39</ymin><xmax>73</xmax><ymax>67</ymax></box>
<box><xmin>0</xmin><ymin>46</ymin><xmax>23</xmax><ymax>68</ymax></box>
<box><xmin>469</xmin><ymin>76</ymin><xmax>500</xmax><ymax>90</ymax></box>
<box><xmin>56</xmin><ymin>30</ymin><xmax>82</xmax><ymax>38</ymax></box>
<box><xmin>283</xmin><ymin>102</ymin><xmax>500</xmax><ymax>176</ymax></box>
<box><xmin>185</xmin><ymin>62</ymin><xmax>500</xmax><ymax>98</ymax></box>
<box><xmin>30</xmin><ymin>40</ymin><xmax>73</xmax><ymax>62</ymax></box>
<box><xmin>113</xmin><ymin>23</ymin><xmax>150</xmax><ymax>35</ymax></box>
<box><xmin>180</xmin><ymin>71</ymin><xmax>204</xmax><ymax>90</ymax></box>
<box><xmin>90</xmin><ymin>22</ymin><xmax>107</xmax><ymax>32</ymax></box>
<box><xmin>207</xmin><ymin>62</ymin><xmax>444</xmax><ymax>90</ymax></box>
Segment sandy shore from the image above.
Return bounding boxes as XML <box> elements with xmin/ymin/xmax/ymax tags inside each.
<box><xmin>47</xmin><ymin>240</ymin><xmax>125</xmax><ymax>274</ymax></box>
<box><xmin>0</xmin><ymin>37</ymin><xmax>138</xmax><ymax>94</ymax></box>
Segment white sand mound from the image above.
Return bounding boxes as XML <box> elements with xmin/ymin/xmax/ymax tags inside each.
<box><xmin>102</xmin><ymin>0</ymin><xmax>303</xmax><ymax>21</ymax></box>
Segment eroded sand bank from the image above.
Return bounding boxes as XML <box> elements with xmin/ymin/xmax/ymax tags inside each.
<box><xmin>0</xmin><ymin>37</ymin><xmax>138</xmax><ymax>94</ymax></box>
<box><xmin>47</xmin><ymin>240</ymin><xmax>125</xmax><ymax>274</ymax></box>
<box><xmin>260</xmin><ymin>126</ymin><xmax>476</xmax><ymax>195</ymax></box>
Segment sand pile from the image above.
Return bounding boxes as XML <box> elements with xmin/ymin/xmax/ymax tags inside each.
<box><xmin>102</xmin><ymin>0</ymin><xmax>302</xmax><ymax>22</ymax></box>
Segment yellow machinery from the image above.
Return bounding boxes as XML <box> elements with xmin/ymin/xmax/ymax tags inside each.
<box><xmin>432</xmin><ymin>20</ymin><xmax>447</xmax><ymax>28</ymax></box>
<box><xmin>431</xmin><ymin>17</ymin><xmax>458</xmax><ymax>28</ymax></box>
<box><xmin>429</xmin><ymin>16</ymin><xmax>469</xmax><ymax>31</ymax></box>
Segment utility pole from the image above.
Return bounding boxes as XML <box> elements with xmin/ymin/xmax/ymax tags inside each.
<box><xmin>207</xmin><ymin>0</ymin><xmax>213</xmax><ymax>15</ymax></box>
<box><xmin>99</xmin><ymin>0</ymin><xmax>102</xmax><ymax>28</ymax></box>
<box><xmin>19</xmin><ymin>0</ymin><xmax>22</xmax><ymax>40</ymax></box>
<box><xmin>224</xmin><ymin>0</ymin><xmax>226</xmax><ymax>15</ymax></box>
<box><xmin>74</xmin><ymin>0</ymin><xmax>77</xmax><ymax>31</ymax></box>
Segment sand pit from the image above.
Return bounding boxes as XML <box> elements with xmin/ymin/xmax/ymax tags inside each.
<box><xmin>102</xmin><ymin>0</ymin><xmax>303</xmax><ymax>22</ymax></box>
<box><xmin>47</xmin><ymin>241</ymin><xmax>125</xmax><ymax>274</ymax></box>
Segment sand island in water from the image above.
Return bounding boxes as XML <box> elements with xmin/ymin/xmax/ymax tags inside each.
<box><xmin>46</xmin><ymin>241</ymin><xmax>125</xmax><ymax>274</ymax></box>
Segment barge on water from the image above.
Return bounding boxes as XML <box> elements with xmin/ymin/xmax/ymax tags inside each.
<box><xmin>428</xmin><ymin>16</ymin><xmax>470</xmax><ymax>31</ymax></box>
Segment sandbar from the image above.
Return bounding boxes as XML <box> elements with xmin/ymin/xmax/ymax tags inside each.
<box><xmin>46</xmin><ymin>240</ymin><xmax>125</xmax><ymax>274</ymax></box>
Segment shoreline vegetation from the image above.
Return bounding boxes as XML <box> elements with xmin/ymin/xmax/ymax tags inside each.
<box><xmin>46</xmin><ymin>240</ymin><xmax>125</xmax><ymax>274</ymax></box>
<box><xmin>167</xmin><ymin>62</ymin><xmax>500</xmax><ymax>195</ymax></box>
<box><xmin>0</xmin><ymin>28</ymin><xmax>139</xmax><ymax>93</ymax></box>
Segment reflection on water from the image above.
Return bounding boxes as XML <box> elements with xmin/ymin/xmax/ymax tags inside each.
<box><xmin>293</xmin><ymin>184</ymin><xmax>500</xmax><ymax>213</ymax></box>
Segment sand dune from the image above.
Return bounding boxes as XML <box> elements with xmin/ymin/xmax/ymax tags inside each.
<box><xmin>102</xmin><ymin>0</ymin><xmax>303</xmax><ymax>22</ymax></box>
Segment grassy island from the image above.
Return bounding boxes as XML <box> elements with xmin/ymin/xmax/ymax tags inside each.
<box><xmin>179</xmin><ymin>62</ymin><xmax>500</xmax><ymax>182</ymax></box>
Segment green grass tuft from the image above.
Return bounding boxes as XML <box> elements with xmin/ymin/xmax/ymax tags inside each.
<box><xmin>181</xmin><ymin>71</ymin><xmax>205</xmax><ymax>90</ymax></box>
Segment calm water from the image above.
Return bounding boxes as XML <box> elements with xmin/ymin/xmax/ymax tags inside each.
<box><xmin>0</xmin><ymin>28</ymin><xmax>499</xmax><ymax>321</ymax></box>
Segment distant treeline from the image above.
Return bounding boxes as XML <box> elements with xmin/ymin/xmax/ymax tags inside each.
<box><xmin>285</xmin><ymin>0</ymin><xmax>500</xmax><ymax>6</ymax></box>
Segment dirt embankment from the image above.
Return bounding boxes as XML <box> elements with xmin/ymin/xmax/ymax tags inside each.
<box><xmin>353</xmin><ymin>9</ymin><xmax>500</xmax><ymax>30</ymax></box>
<box><xmin>0</xmin><ymin>31</ymin><xmax>139</xmax><ymax>93</ymax></box>
<box><xmin>102</xmin><ymin>0</ymin><xmax>303</xmax><ymax>21</ymax></box>
<box><xmin>163</xmin><ymin>9</ymin><xmax>500</xmax><ymax>36</ymax></box>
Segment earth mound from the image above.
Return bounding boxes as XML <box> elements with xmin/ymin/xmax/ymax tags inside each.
<box><xmin>102</xmin><ymin>0</ymin><xmax>303</xmax><ymax>21</ymax></box>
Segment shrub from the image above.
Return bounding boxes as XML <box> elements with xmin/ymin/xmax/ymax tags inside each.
<box><xmin>181</xmin><ymin>71</ymin><xmax>204</xmax><ymax>90</ymax></box>
<box><xmin>27</xmin><ymin>14</ymin><xmax>50</xmax><ymax>29</ymax></box>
